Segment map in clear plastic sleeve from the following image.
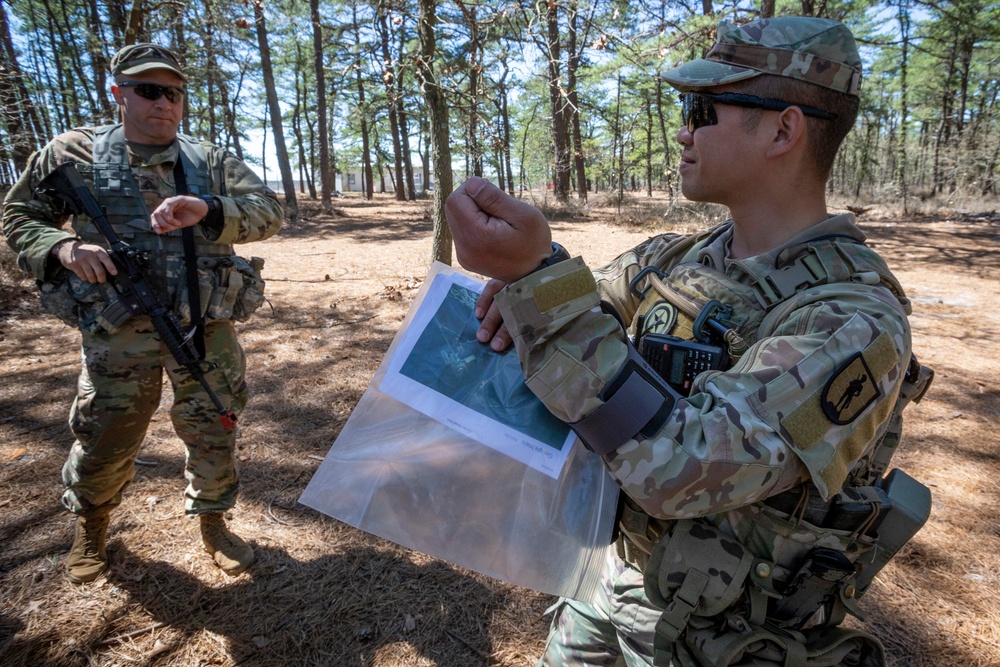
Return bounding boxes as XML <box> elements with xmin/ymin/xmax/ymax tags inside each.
<box><xmin>379</xmin><ymin>269</ymin><xmax>574</xmax><ymax>478</ymax></box>
<box><xmin>299</xmin><ymin>262</ymin><xmax>618</xmax><ymax>602</ymax></box>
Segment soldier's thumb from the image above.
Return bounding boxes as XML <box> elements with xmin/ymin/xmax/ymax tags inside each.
<box><xmin>466</xmin><ymin>177</ymin><xmax>535</xmax><ymax>228</ymax></box>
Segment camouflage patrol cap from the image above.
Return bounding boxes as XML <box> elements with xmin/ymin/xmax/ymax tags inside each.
<box><xmin>661</xmin><ymin>17</ymin><xmax>862</xmax><ymax>97</ymax></box>
<box><xmin>110</xmin><ymin>43</ymin><xmax>187</xmax><ymax>81</ymax></box>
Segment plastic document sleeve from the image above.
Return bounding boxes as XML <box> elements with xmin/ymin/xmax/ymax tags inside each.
<box><xmin>299</xmin><ymin>261</ymin><xmax>619</xmax><ymax>602</ymax></box>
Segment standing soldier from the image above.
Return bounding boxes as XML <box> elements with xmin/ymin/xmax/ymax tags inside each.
<box><xmin>2</xmin><ymin>44</ymin><xmax>283</xmax><ymax>582</ymax></box>
<box><xmin>447</xmin><ymin>17</ymin><xmax>931</xmax><ymax>667</ymax></box>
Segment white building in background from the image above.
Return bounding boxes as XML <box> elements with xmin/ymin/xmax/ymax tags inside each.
<box><xmin>340</xmin><ymin>166</ymin><xmax>431</xmax><ymax>194</ymax></box>
<box><xmin>264</xmin><ymin>167</ymin><xmax>430</xmax><ymax>195</ymax></box>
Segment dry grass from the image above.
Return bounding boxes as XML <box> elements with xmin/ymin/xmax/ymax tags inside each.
<box><xmin>1</xmin><ymin>192</ymin><xmax>999</xmax><ymax>666</ymax></box>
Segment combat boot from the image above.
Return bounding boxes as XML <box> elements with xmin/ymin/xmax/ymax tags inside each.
<box><xmin>66</xmin><ymin>504</ymin><xmax>113</xmax><ymax>583</ymax></box>
<box><xmin>200</xmin><ymin>512</ymin><xmax>254</xmax><ymax>576</ymax></box>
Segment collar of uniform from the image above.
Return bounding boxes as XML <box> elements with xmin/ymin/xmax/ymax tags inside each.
<box><xmin>714</xmin><ymin>213</ymin><xmax>863</xmax><ymax>282</ymax></box>
<box><xmin>695</xmin><ymin>223</ymin><xmax>733</xmax><ymax>271</ymax></box>
<box><xmin>126</xmin><ymin>139</ymin><xmax>178</xmax><ymax>167</ymax></box>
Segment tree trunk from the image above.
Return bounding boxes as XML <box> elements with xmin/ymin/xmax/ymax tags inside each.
<box><xmin>897</xmin><ymin>0</ymin><xmax>910</xmax><ymax>214</ymax></box>
<box><xmin>545</xmin><ymin>1</ymin><xmax>571</xmax><ymax>201</ymax></box>
<box><xmin>420</xmin><ymin>109</ymin><xmax>430</xmax><ymax>192</ymax></box>
<box><xmin>40</xmin><ymin>0</ymin><xmax>70</xmax><ymax>130</ymax></box>
<box><xmin>0</xmin><ymin>0</ymin><xmax>43</xmax><ymax>169</ymax></box>
<box><xmin>204</xmin><ymin>7</ymin><xmax>217</xmax><ymax>144</ymax></box>
<box><xmin>47</xmin><ymin>0</ymin><xmax>96</xmax><ymax>122</ymax></box>
<box><xmin>416</xmin><ymin>0</ymin><xmax>453</xmax><ymax>265</ymax></box>
<box><xmin>396</xmin><ymin>15</ymin><xmax>416</xmax><ymax>201</ymax></box>
<box><xmin>292</xmin><ymin>75</ymin><xmax>306</xmax><ymax>194</ymax></box>
<box><xmin>645</xmin><ymin>94</ymin><xmax>653</xmax><ymax>197</ymax></box>
<box><xmin>519</xmin><ymin>102</ymin><xmax>538</xmax><ymax>197</ymax></box>
<box><xmin>567</xmin><ymin>1</ymin><xmax>587</xmax><ymax>201</ymax></box>
<box><xmin>398</xmin><ymin>95</ymin><xmax>416</xmax><ymax>199</ymax></box>
<box><xmin>352</xmin><ymin>2</ymin><xmax>374</xmax><ymax>200</ymax></box>
<box><xmin>126</xmin><ymin>0</ymin><xmax>145</xmax><ymax>43</ymax></box>
<box><xmin>219</xmin><ymin>65</ymin><xmax>246</xmax><ymax>160</ymax></box>
<box><xmin>377</xmin><ymin>4</ymin><xmax>405</xmax><ymax>200</ymax></box>
<box><xmin>253</xmin><ymin>0</ymin><xmax>297</xmax><ymax>220</ymax></box>
<box><xmin>291</xmin><ymin>45</ymin><xmax>309</xmax><ymax>196</ymax></box>
<box><xmin>311</xmin><ymin>0</ymin><xmax>332</xmax><ymax>210</ymax></box>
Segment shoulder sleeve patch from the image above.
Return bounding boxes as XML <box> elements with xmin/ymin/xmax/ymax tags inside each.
<box><xmin>820</xmin><ymin>330</ymin><xmax>896</xmax><ymax>425</ymax></box>
<box><xmin>821</xmin><ymin>352</ymin><xmax>881</xmax><ymax>424</ymax></box>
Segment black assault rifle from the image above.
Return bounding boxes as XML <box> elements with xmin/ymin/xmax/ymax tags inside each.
<box><xmin>38</xmin><ymin>161</ymin><xmax>238</xmax><ymax>430</ymax></box>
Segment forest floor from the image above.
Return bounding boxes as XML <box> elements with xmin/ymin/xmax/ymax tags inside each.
<box><xmin>1</xmin><ymin>191</ymin><xmax>998</xmax><ymax>667</ymax></box>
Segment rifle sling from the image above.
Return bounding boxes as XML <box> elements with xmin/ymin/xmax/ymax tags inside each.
<box><xmin>172</xmin><ymin>159</ymin><xmax>206</xmax><ymax>360</ymax></box>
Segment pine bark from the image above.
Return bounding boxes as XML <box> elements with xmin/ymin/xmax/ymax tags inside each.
<box><xmin>416</xmin><ymin>0</ymin><xmax>453</xmax><ymax>265</ymax></box>
<box><xmin>312</xmin><ymin>0</ymin><xmax>332</xmax><ymax>210</ymax></box>
<box><xmin>254</xmin><ymin>0</ymin><xmax>298</xmax><ymax>220</ymax></box>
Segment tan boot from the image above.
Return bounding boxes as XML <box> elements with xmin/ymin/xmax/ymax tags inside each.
<box><xmin>66</xmin><ymin>505</ymin><xmax>112</xmax><ymax>583</ymax></box>
<box><xmin>200</xmin><ymin>512</ymin><xmax>254</xmax><ymax>576</ymax></box>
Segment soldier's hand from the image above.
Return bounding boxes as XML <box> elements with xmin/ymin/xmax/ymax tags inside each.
<box><xmin>445</xmin><ymin>177</ymin><xmax>551</xmax><ymax>284</ymax></box>
<box><xmin>475</xmin><ymin>278</ymin><xmax>513</xmax><ymax>352</ymax></box>
<box><xmin>151</xmin><ymin>195</ymin><xmax>209</xmax><ymax>234</ymax></box>
<box><xmin>56</xmin><ymin>240</ymin><xmax>117</xmax><ymax>283</ymax></box>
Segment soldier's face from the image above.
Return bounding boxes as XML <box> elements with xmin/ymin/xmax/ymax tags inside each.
<box><xmin>675</xmin><ymin>86</ymin><xmax>766</xmax><ymax>207</ymax></box>
<box><xmin>112</xmin><ymin>69</ymin><xmax>184</xmax><ymax>145</ymax></box>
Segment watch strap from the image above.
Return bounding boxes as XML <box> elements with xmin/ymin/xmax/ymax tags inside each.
<box><xmin>533</xmin><ymin>242</ymin><xmax>571</xmax><ymax>273</ymax></box>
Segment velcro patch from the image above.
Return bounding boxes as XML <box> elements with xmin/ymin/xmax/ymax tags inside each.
<box><xmin>821</xmin><ymin>352</ymin><xmax>881</xmax><ymax>425</ymax></box>
<box><xmin>534</xmin><ymin>267</ymin><xmax>597</xmax><ymax>313</ymax></box>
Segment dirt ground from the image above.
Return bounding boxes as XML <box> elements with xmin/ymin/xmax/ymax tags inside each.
<box><xmin>1</xmin><ymin>192</ymin><xmax>998</xmax><ymax>667</ymax></box>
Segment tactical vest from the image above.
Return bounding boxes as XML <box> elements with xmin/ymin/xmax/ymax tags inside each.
<box><xmin>618</xmin><ymin>222</ymin><xmax>931</xmax><ymax>667</ymax></box>
<box><xmin>70</xmin><ymin>125</ymin><xmax>239</xmax><ymax>329</ymax></box>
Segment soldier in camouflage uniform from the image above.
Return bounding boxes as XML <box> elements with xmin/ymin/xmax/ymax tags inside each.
<box><xmin>446</xmin><ymin>17</ymin><xmax>919</xmax><ymax>667</ymax></box>
<box><xmin>2</xmin><ymin>44</ymin><xmax>283</xmax><ymax>583</ymax></box>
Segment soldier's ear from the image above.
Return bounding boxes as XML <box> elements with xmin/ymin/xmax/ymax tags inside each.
<box><xmin>765</xmin><ymin>106</ymin><xmax>806</xmax><ymax>159</ymax></box>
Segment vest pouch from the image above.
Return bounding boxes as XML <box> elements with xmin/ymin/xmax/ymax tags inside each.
<box><xmin>191</xmin><ymin>256</ymin><xmax>238</xmax><ymax>321</ymax></box>
<box><xmin>735</xmin><ymin>503</ymin><xmax>876</xmax><ymax>632</ymax></box>
<box><xmin>188</xmin><ymin>255</ymin><xmax>265</xmax><ymax>323</ymax></box>
<box><xmin>231</xmin><ymin>256</ymin><xmax>266</xmax><ymax>322</ymax></box>
<box><xmin>736</xmin><ymin>503</ymin><xmax>876</xmax><ymax>584</ymax></box>
<box><xmin>684</xmin><ymin>620</ymin><xmax>885</xmax><ymax>666</ymax></box>
<box><xmin>38</xmin><ymin>271</ymin><xmax>124</xmax><ymax>334</ymax></box>
<box><xmin>644</xmin><ymin>519</ymin><xmax>754</xmax><ymax>660</ymax></box>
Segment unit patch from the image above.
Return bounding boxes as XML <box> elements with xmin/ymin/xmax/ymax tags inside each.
<box><xmin>821</xmin><ymin>352</ymin><xmax>881</xmax><ymax>425</ymax></box>
<box><xmin>640</xmin><ymin>301</ymin><xmax>678</xmax><ymax>336</ymax></box>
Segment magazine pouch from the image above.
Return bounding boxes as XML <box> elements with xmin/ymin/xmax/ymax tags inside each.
<box><xmin>186</xmin><ymin>255</ymin><xmax>265</xmax><ymax>323</ymax></box>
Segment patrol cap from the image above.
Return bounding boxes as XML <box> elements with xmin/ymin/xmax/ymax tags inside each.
<box><xmin>110</xmin><ymin>43</ymin><xmax>187</xmax><ymax>81</ymax></box>
<box><xmin>661</xmin><ymin>17</ymin><xmax>862</xmax><ymax>97</ymax></box>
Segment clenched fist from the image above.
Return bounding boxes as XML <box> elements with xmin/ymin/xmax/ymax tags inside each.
<box><xmin>445</xmin><ymin>177</ymin><xmax>552</xmax><ymax>284</ymax></box>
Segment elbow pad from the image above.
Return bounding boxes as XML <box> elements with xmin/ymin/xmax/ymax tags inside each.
<box><xmin>570</xmin><ymin>340</ymin><xmax>682</xmax><ymax>456</ymax></box>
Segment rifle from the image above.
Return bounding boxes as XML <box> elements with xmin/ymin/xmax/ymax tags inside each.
<box><xmin>38</xmin><ymin>161</ymin><xmax>238</xmax><ymax>430</ymax></box>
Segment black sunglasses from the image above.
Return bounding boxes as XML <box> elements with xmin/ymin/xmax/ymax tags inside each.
<box><xmin>680</xmin><ymin>92</ymin><xmax>836</xmax><ymax>133</ymax></box>
<box><xmin>118</xmin><ymin>81</ymin><xmax>185</xmax><ymax>104</ymax></box>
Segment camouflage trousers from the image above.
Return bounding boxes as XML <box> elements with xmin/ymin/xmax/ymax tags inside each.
<box><xmin>537</xmin><ymin>547</ymin><xmax>660</xmax><ymax>667</ymax></box>
<box><xmin>61</xmin><ymin>317</ymin><xmax>248</xmax><ymax>515</ymax></box>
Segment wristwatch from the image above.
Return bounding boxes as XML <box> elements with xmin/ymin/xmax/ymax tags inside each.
<box><xmin>50</xmin><ymin>237</ymin><xmax>77</xmax><ymax>257</ymax></box>
<box><xmin>200</xmin><ymin>195</ymin><xmax>221</xmax><ymax>221</ymax></box>
<box><xmin>533</xmin><ymin>242</ymin><xmax>571</xmax><ymax>273</ymax></box>
<box><xmin>199</xmin><ymin>195</ymin><xmax>224</xmax><ymax>232</ymax></box>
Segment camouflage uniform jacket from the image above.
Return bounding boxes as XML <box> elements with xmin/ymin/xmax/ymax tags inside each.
<box><xmin>2</xmin><ymin>125</ymin><xmax>283</xmax><ymax>312</ymax></box>
<box><xmin>494</xmin><ymin>215</ymin><xmax>912</xmax><ymax>550</ymax></box>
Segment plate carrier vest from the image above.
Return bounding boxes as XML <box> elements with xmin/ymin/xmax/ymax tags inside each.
<box><xmin>618</xmin><ymin>222</ymin><xmax>933</xmax><ymax>667</ymax></box>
